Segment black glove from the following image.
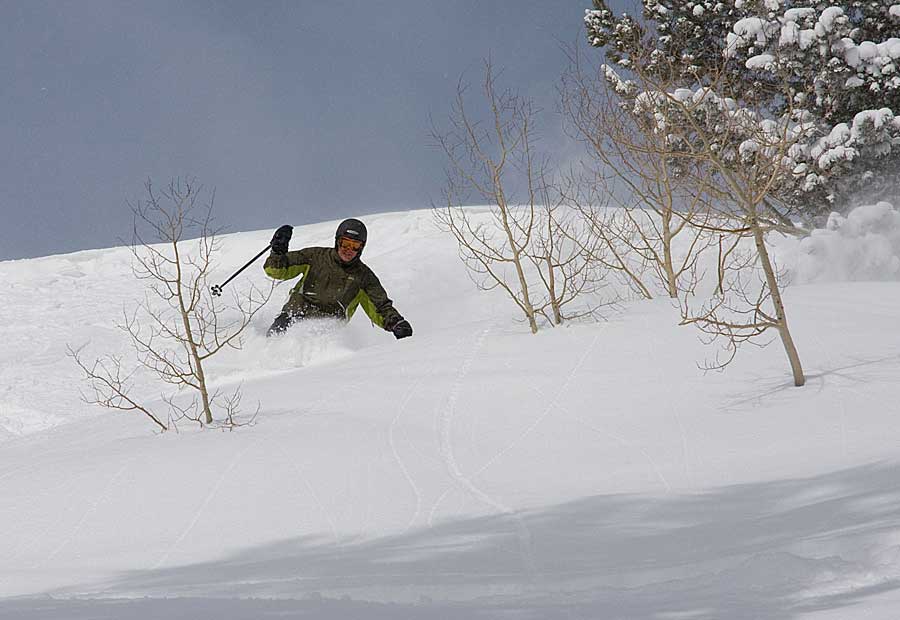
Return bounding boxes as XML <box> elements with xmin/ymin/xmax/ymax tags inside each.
<box><xmin>270</xmin><ymin>225</ymin><xmax>293</xmax><ymax>255</ymax></box>
<box><xmin>390</xmin><ymin>319</ymin><xmax>413</xmax><ymax>340</ymax></box>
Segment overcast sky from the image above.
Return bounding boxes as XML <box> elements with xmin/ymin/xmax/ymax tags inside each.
<box><xmin>1</xmin><ymin>1</ymin><xmax>602</xmax><ymax>261</ymax></box>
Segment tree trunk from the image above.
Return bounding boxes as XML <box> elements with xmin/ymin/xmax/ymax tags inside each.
<box><xmin>661</xmin><ymin>208</ymin><xmax>678</xmax><ymax>298</ymax></box>
<box><xmin>546</xmin><ymin>255</ymin><xmax>562</xmax><ymax>325</ymax></box>
<box><xmin>498</xmin><ymin>195</ymin><xmax>539</xmax><ymax>334</ymax></box>
<box><xmin>174</xmin><ymin>240</ymin><xmax>215</xmax><ymax>422</ymax></box>
<box><xmin>751</xmin><ymin>216</ymin><xmax>805</xmax><ymax>387</ymax></box>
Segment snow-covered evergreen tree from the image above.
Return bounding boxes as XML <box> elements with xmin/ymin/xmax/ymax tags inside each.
<box><xmin>585</xmin><ymin>0</ymin><xmax>900</xmax><ymax>221</ymax></box>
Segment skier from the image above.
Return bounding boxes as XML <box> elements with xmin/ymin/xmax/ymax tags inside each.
<box><xmin>263</xmin><ymin>218</ymin><xmax>413</xmax><ymax>339</ymax></box>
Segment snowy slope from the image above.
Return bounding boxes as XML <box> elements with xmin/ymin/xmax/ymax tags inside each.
<box><xmin>2</xmin><ymin>207</ymin><xmax>900</xmax><ymax>619</ymax></box>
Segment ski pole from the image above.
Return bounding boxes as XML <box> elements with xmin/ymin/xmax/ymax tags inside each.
<box><xmin>210</xmin><ymin>244</ymin><xmax>271</xmax><ymax>297</ymax></box>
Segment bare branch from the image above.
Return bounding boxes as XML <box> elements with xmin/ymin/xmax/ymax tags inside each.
<box><xmin>434</xmin><ymin>61</ymin><xmax>614</xmax><ymax>332</ymax></box>
<box><xmin>70</xmin><ymin>177</ymin><xmax>274</xmax><ymax>430</ymax></box>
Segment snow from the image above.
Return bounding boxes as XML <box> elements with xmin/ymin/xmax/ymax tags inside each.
<box><xmin>853</xmin><ymin>108</ymin><xmax>895</xmax><ymax>134</ymax></box>
<box><xmin>733</xmin><ymin>17</ymin><xmax>771</xmax><ymax>46</ymax></box>
<box><xmin>784</xmin><ymin>7</ymin><xmax>816</xmax><ymax>22</ymax></box>
<box><xmin>780</xmin><ymin>19</ymin><xmax>801</xmax><ymax>47</ymax></box>
<box><xmin>773</xmin><ymin>202</ymin><xmax>900</xmax><ymax>282</ymax></box>
<box><xmin>746</xmin><ymin>53</ymin><xmax>775</xmax><ymax>70</ymax></box>
<box><xmin>2</xmin><ymin>206</ymin><xmax>900</xmax><ymax>618</ymax></box>
<box><xmin>728</xmin><ymin>3</ymin><xmax>900</xmax><ymax>89</ymax></box>
<box><xmin>810</xmin><ymin>122</ymin><xmax>856</xmax><ymax>170</ymax></box>
<box><xmin>726</xmin><ymin>17</ymin><xmax>777</xmax><ymax>57</ymax></box>
<box><xmin>817</xmin><ymin>6</ymin><xmax>845</xmax><ymax>33</ymax></box>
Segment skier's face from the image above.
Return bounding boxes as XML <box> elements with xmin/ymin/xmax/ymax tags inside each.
<box><xmin>337</xmin><ymin>236</ymin><xmax>363</xmax><ymax>263</ymax></box>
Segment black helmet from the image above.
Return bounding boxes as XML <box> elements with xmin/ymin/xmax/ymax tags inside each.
<box><xmin>335</xmin><ymin>218</ymin><xmax>367</xmax><ymax>244</ymax></box>
<box><xmin>334</xmin><ymin>218</ymin><xmax>367</xmax><ymax>260</ymax></box>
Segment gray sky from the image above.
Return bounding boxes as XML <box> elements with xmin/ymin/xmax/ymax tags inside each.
<box><xmin>2</xmin><ymin>1</ymin><xmax>593</xmax><ymax>261</ymax></box>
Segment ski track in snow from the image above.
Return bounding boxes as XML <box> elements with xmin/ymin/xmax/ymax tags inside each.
<box><xmin>471</xmin><ymin>332</ymin><xmax>602</xmax><ymax>481</ymax></box>
<box><xmin>265</xmin><ymin>389</ymin><xmax>348</xmax><ymax>544</ymax></box>
<box><xmin>427</xmin><ymin>325</ymin><xmax>491</xmax><ymax>527</ymax></box>
<box><xmin>35</xmin><ymin>453</ymin><xmax>138</xmax><ymax>568</ymax></box>
<box><xmin>0</xmin><ymin>443</ymin><xmax>116</xmax><ymax>572</ymax></box>
<box><xmin>518</xmin><ymin>386</ymin><xmax>674</xmax><ymax>494</ymax></box>
<box><xmin>562</xmin><ymin>406</ymin><xmax>673</xmax><ymax>494</ymax></box>
<box><xmin>386</xmin><ymin>364</ymin><xmax>433</xmax><ymax>535</ymax></box>
<box><xmin>353</xmin><ymin>438</ymin><xmax>377</xmax><ymax>544</ymax></box>
<box><xmin>271</xmin><ymin>439</ymin><xmax>340</xmax><ymax>543</ymax></box>
<box><xmin>2</xmin><ymin>482</ymin><xmax>84</xmax><ymax>580</ymax></box>
<box><xmin>520</xmin><ymin>331</ymin><xmax>673</xmax><ymax>494</ymax></box>
<box><xmin>642</xmin><ymin>310</ymin><xmax>693</xmax><ymax>488</ymax></box>
<box><xmin>264</xmin><ymin>376</ymin><xmax>369</xmax><ymax>544</ymax></box>
<box><xmin>152</xmin><ymin>438</ymin><xmax>259</xmax><ymax>570</ymax></box>
<box><xmin>428</xmin><ymin>323</ymin><xmax>540</xmax><ymax>580</ymax></box>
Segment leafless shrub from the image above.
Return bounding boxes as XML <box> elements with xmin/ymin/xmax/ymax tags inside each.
<box><xmin>433</xmin><ymin>61</ymin><xmax>612</xmax><ymax>332</ymax></box>
<box><xmin>69</xmin><ymin>178</ymin><xmax>274</xmax><ymax>429</ymax></box>
<box><xmin>559</xmin><ymin>46</ymin><xmax>718</xmax><ymax>300</ymax></box>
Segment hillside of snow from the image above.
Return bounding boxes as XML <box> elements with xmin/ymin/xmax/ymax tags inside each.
<box><xmin>2</xmin><ymin>206</ymin><xmax>900</xmax><ymax>619</ymax></box>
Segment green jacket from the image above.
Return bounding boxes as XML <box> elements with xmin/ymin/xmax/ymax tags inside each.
<box><xmin>264</xmin><ymin>247</ymin><xmax>404</xmax><ymax>329</ymax></box>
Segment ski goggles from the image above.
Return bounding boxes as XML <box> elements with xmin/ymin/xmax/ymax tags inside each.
<box><xmin>337</xmin><ymin>236</ymin><xmax>364</xmax><ymax>252</ymax></box>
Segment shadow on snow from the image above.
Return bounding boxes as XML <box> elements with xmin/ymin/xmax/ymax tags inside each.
<box><xmin>6</xmin><ymin>462</ymin><xmax>900</xmax><ymax>619</ymax></box>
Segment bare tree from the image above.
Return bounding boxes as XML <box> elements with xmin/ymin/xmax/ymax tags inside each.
<box><xmin>615</xmin><ymin>61</ymin><xmax>807</xmax><ymax>386</ymax></box>
<box><xmin>70</xmin><ymin>178</ymin><xmax>273</xmax><ymax>428</ymax></box>
<box><xmin>433</xmin><ymin>61</ymin><xmax>607</xmax><ymax>332</ymax></box>
<box><xmin>559</xmin><ymin>46</ymin><xmax>717</xmax><ymax>300</ymax></box>
<box><xmin>526</xmin><ymin>182</ymin><xmax>608</xmax><ymax>325</ymax></box>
